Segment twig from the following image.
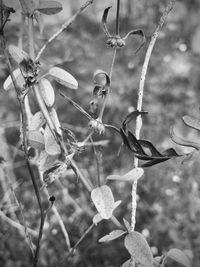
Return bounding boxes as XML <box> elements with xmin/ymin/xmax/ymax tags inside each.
<box><xmin>58</xmin><ymin>223</ymin><xmax>95</xmax><ymax>267</ymax></box>
<box><xmin>0</xmin><ymin>209</ymin><xmax>38</xmax><ymax>237</ymax></box>
<box><xmin>35</xmin><ymin>0</ymin><xmax>94</xmax><ymax>61</ymax></box>
<box><xmin>90</xmin><ymin>136</ymin><xmax>101</xmax><ymax>186</ymax></box>
<box><xmin>116</xmin><ymin>0</ymin><xmax>120</xmax><ymax>35</ymax></box>
<box><xmin>130</xmin><ymin>0</ymin><xmax>176</xmax><ymax>232</ymax></box>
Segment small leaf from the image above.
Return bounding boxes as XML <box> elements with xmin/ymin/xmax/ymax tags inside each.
<box><xmin>138</xmin><ymin>140</ymin><xmax>163</xmax><ymax>157</ymax></box>
<box><xmin>124</xmin><ymin>231</ymin><xmax>153</xmax><ymax>267</ymax></box>
<box><xmin>91</xmin><ymin>185</ymin><xmax>115</xmax><ymax>219</ymax></box>
<box><xmin>99</xmin><ymin>229</ymin><xmax>126</xmax><ymax>243</ymax></box>
<box><xmin>170</xmin><ymin>126</ymin><xmax>200</xmax><ymax>150</ymax></box>
<box><xmin>182</xmin><ymin>115</ymin><xmax>200</xmax><ymax>131</ymax></box>
<box><xmin>28</xmin><ymin>130</ymin><xmax>44</xmax><ymax>150</ymax></box>
<box><xmin>46</xmin><ymin>67</ymin><xmax>78</xmax><ymax>89</ymax></box>
<box><xmin>141</xmin><ymin>158</ymin><xmax>169</xmax><ymax>168</ymax></box>
<box><xmin>19</xmin><ymin>0</ymin><xmax>35</xmax><ymax>15</ymax></box>
<box><xmin>93</xmin><ymin>213</ymin><xmax>103</xmax><ymax>226</ymax></box>
<box><xmin>166</xmin><ymin>248</ymin><xmax>192</xmax><ymax>267</ymax></box>
<box><xmin>3</xmin><ymin>68</ymin><xmax>24</xmax><ymax>91</ymax></box>
<box><xmin>8</xmin><ymin>45</ymin><xmax>29</xmax><ymax>64</ymax></box>
<box><xmin>37</xmin><ymin>1</ymin><xmax>63</xmax><ymax>15</ymax></box>
<box><xmin>107</xmin><ymin>168</ymin><xmax>144</xmax><ymax>182</ymax></box>
<box><xmin>37</xmin><ymin>150</ymin><xmax>59</xmax><ymax>172</ymax></box>
<box><xmin>40</xmin><ymin>78</ymin><xmax>55</xmax><ymax>107</ymax></box>
<box><xmin>102</xmin><ymin>7</ymin><xmax>112</xmax><ymax>37</ymax></box>
<box><xmin>29</xmin><ymin>111</ymin><xmax>45</xmax><ymax>131</ymax></box>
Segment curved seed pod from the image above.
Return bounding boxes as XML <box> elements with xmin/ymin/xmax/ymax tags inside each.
<box><xmin>40</xmin><ymin>78</ymin><xmax>55</xmax><ymax>107</ymax></box>
<box><xmin>102</xmin><ymin>7</ymin><xmax>112</xmax><ymax>37</ymax></box>
<box><xmin>182</xmin><ymin>115</ymin><xmax>200</xmax><ymax>131</ymax></box>
<box><xmin>123</xmin><ymin>29</ymin><xmax>146</xmax><ymax>54</ymax></box>
<box><xmin>170</xmin><ymin>126</ymin><xmax>200</xmax><ymax>150</ymax></box>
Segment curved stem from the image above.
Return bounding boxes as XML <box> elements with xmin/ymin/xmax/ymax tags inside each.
<box><xmin>130</xmin><ymin>0</ymin><xmax>176</xmax><ymax>232</ymax></box>
<box><xmin>116</xmin><ymin>0</ymin><xmax>120</xmax><ymax>35</ymax></box>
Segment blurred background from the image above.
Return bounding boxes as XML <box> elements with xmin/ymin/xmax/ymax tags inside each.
<box><xmin>1</xmin><ymin>0</ymin><xmax>200</xmax><ymax>266</ymax></box>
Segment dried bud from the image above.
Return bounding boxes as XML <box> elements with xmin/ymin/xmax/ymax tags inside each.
<box><xmin>88</xmin><ymin>118</ymin><xmax>105</xmax><ymax>134</ymax></box>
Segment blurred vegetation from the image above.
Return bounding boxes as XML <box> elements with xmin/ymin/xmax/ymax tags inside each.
<box><xmin>1</xmin><ymin>0</ymin><xmax>200</xmax><ymax>266</ymax></box>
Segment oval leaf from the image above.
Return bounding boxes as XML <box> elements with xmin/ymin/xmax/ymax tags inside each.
<box><xmin>124</xmin><ymin>231</ymin><xmax>153</xmax><ymax>267</ymax></box>
<box><xmin>40</xmin><ymin>78</ymin><xmax>55</xmax><ymax>107</ymax></box>
<box><xmin>19</xmin><ymin>0</ymin><xmax>35</xmax><ymax>15</ymax></box>
<box><xmin>123</xmin><ymin>218</ymin><xmax>131</xmax><ymax>232</ymax></box>
<box><xmin>121</xmin><ymin>259</ymin><xmax>134</xmax><ymax>267</ymax></box>
<box><xmin>99</xmin><ymin>229</ymin><xmax>126</xmax><ymax>243</ymax></box>
<box><xmin>29</xmin><ymin>111</ymin><xmax>45</xmax><ymax>131</ymax></box>
<box><xmin>28</xmin><ymin>130</ymin><xmax>44</xmax><ymax>150</ymax></box>
<box><xmin>3</xmin><ymin>69</ymin><xmax>24</xmax><ymax>91</ymax></box>
<box><xmin>8</xmin><ymin>45</ymin><xmax>29</xmax><ymax>64</ymax></box>
<box><xmin>91</xmin><ymin>185</ymin><xmax>115</xmax><ymax>219</ymax></box>
<box><xmin>182</xmin><ymin>115</ymin><xmax>200</xmax><ymax>131</ymax></box>
<box><xmin>166</xmin><ymin>248</ymin><xmax>192</xmax><ymax>267</ymax></box>
<box><xmin>37</xmin><ymin>1</ymin><xmax>62</xmax><ymax>15</ymax></box>
<box><xmin>46</xmin><ymin>67</ymin><xmax>78</xmax><ymax>89</ymax></box>
<box><xmin>107</xmin><ymin>168</ymin><xmax>144</xmax><ymax>182</ymax></box>
<box><xmin>44</xmin><ymin>125</ymin><xmax>61</xmax><ymax>155</ymax></box>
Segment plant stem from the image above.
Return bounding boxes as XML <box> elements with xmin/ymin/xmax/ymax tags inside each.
<box><xmin>35</xmin><ymin>0</ymin><xmax>95</xmax><ymax>61</ymax></box>
<box><xmin>130</xmin><ymin>0</ymin><xmax>176</xmax><ymax>232</ymax></box>
<box><xmin>116</xmin><ymin>0</ymin><xmax>120</xmax><ymax>35</ymax></box>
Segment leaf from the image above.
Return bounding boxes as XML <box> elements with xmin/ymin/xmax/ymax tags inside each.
<box><xmin>37</xmin><ymin>150</ymin><xmax>59</xmax><ymax>173</ymax></box>
<box><xmin>166</xmin><ymin>248</ymin><xmax>192</xmax><ymax>267</ymax></box>
<box><xmin>122</xmin><ymin>110</ymin><xmax>147</xmax><ymax>132</ymax></box>
<box><xmin>127</xmin><ymin>131</ymin><xmax>146</xmax><ymax>154</ymax></box>
<box><xmin>102</xmin><ymin>7</ymin><xmax>112</xmax><ymax>37</ymax></box>
<box><xmin>170</xmin><ymin>126</ymin><xmax>200</xmax><ymax>150</ymax></box>
<box><xmin>37</xmin><ymin>1</ymin><xmax>63</xmax><ymax>15</ymax></box>
<box><xmin>107</xmin><ymin>168</ymin><xmax>144</xmax><ymax>182</ymax></box>
<box><xmin>29</xmin><ymin>111</ymin><xmax>46</xmax><ymax>131</ymax></box>
<box><xmin>44</xmin><ymin>125</ymin><xmax>61</xmax><ymax>155</ymax></box>
<box><xmin>8</xmin><ymin>45</ymin><xmax>29</xmax><ymax>64</ymax></box>
<box><xmin>141</xmin><ymin>158</ymin><xmax>169</xmax><ymax>168</ymax></box>
<box><xmin>19</xmin><ymin>0</ymin><xmax>35</xmax><ymax>15</ymax></box>
<box><xmin>3</xmin><ymin>68</ymin><xmax>24</xmax><ymax>91</ymax></box>
<box><xmin>27</xmin><ymin>130</ymin><xmax>44</xmax><ymax>150</ymax></box>
<box><xmin>124</xmin><ymin>231</ymin><xmax>153</xmax><ymax>267</ymax></box>
<box><xmin>40</xmin><ymin>78</ymin><xmax>55</xmax><ymax>107</ymax></box>
<box><xmin>46</xmin><ymin>67</ymin><xmax>78</xmax><ymax>89</ymax></box>
<box><xmin>43</xmin><ymin>161</ymin><xmax>68</xmax><ymax>186</ymax></box>
<box><xmin>93</xmin><ymin>69</ymin><xmax>110</xmax><ymax>87</ymax></box>
<box><xmin>120</xmin><ymin>128</ymin><xmax>132</xmax><ymax>150</ymax></box>
<box><xmin>182</xmin><ymin>115</ymin><xmax>200</xmax><ymax>131</ymax></box>
<box><xmin>138</xmin><ymin>140</ymin><xmax>163</xmax><ymax>157</ymax></box>
<box><xmin>123</xmin><ymin>218</ymin><xmax>131</xmax><ymax>232</ymax></box>
<box><xmin>91</xmin><ymin>185</ymin><xmax>115</xmax><ymax>219</ymax></box>
<box><xmin>99</xmin><ymin>229</ymin><xmax>126</xmax><ymax>243</ymax></box>
<box><xmin>121</xmin><ymin>259</ymin><xmax>135</xmax><ymax>267</ymax></box>
<box><xmin>93</xmin><ymin>213</ymin><xmax>103</xmax><ymax>226</ymax></box>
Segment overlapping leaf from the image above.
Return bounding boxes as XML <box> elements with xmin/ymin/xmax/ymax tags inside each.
<box><xmin>3</xmin><ymin>68</ymin><xmax>24</xmax><ymax>91</ymax></box>
<box><xmin>107</xmin><ymin>167</ymin><xmax>144</xmax><ymax>182</ymax></box>
<box><xmin>45</xmin><ymin>66</ymin><xmax>78</xmax><ymax>89</ymax></box>
<box><xmin>40</xmin><ymin>78</ymin><xmax>55</xmax><ymax>107</ymax></box>
<box><xmin>165</xmin><ymin>248</ymin><xmax>192</xmax><ymax>267</ymax></box>
<box><xmin>124</xmin><ymin>231</ymin><xmax>153</xmax><ymax>267</ymax></box>
<box><xmin>99</xmin><ymin>229</ymin><xmax>126</xmax><ymax>243</ymax></box>
<box><xmin>8</xmin><ymin>45</ymin><xmax>29</xmax><ymax>64</ymax></box>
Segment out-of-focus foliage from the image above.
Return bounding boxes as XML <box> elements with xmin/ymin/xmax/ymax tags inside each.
<box><xmin>1</xmin><ymin>0</ymin><xmax>200</xmax><ymax>266</ymax></box>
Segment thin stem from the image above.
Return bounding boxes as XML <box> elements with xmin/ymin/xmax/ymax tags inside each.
<box><xmin>58</xmin><ymin>223</ymin><xmax>95</xmax><ymax>267</ymax></box>
<box><xmin>90</xmin><ymin>137</ymin><xmax>101</xmax><ymax>186</ymax></box>
<box><xmin>28</xmin><ymin>16</ymin><xmax>35</xmax><ymax>59</ymax></box>
<box><xmin>130</xmin><ymin>0</ymin><xmax>176</xmax><ymax>232</ymax></box>
<box><xmin>35</xmin><ymin>0</ymin><xmax>94</xmax><ymax>61</ymax></box>
<box><xmin>98</xmin><ymin>47</ymin><xmax>117</xmax><ymax>120</ymax></box>
<box><xmin>116</xmin><ymin>0</ymin><xmax>120</xmax><ymax>35</ymax></box>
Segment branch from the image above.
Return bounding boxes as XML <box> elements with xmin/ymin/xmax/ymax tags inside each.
<box><xmin>35</xmin><ymin>0</ymin><xmax>94</xmax><ymax>61</ymax></box>
<box><xmin>131</xmin><ymin>0</ymin><xmax>176</xmax><ymax>231</ymax></box>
